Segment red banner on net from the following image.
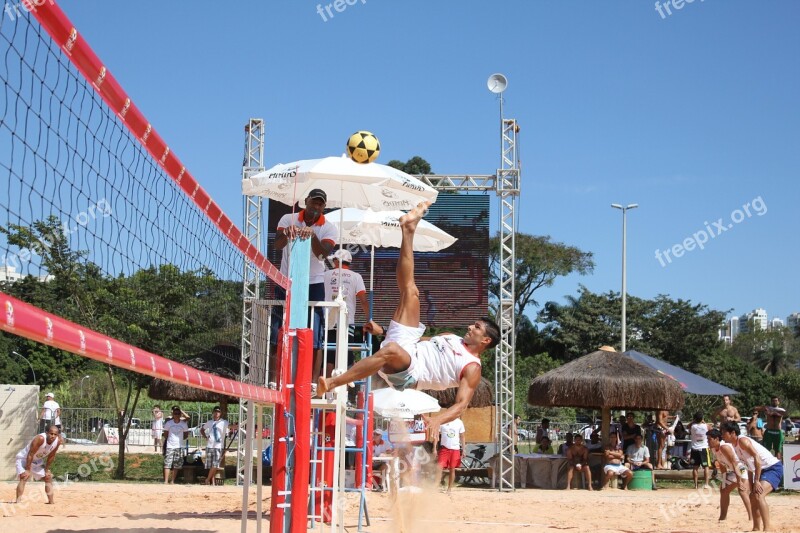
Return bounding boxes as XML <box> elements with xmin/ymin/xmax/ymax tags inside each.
<box><xmin>1</xmin><ymin>292</ymin><xmax>283</xmax><ymax>405</ymax></box>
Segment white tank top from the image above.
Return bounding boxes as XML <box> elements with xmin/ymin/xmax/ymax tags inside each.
<box><xmin>717</xmin><ymin>442</ymin><xmax>747</xmax><ymax>477</ymax></box>
<box><xmin>734</xmin><ymin>435</ymin><xmax>779</xmax><ymax>472</ymax></box>
<box><xmin>16</xmin><ymin>433</ymin><xmax>59</xmax><ymax>461</ymax></box>
<box><xmin>690</xmin><ymin>423</ymin><xmax>709</xmax><ymax>450</ymax></box>
<box><xmin>413</xmin><ymin>334</ymin><xmax>481</xmax><ymax>391</ymax></box>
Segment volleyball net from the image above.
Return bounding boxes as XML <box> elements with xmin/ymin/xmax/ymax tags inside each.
<box><xmin>0</xmin><ymin>2</ymin><xmax>285</xmax><ymax>404</ymax></box>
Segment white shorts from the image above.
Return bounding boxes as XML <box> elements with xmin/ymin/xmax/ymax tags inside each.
<box><xmin>378</xmin><ymin>321</ymin><xmax>425</xmax><ymax>390</ymax></box>
<box><xmin>604</xmin><ymin>464</ymin><xmax>630</xmax><ymax>475</ymax></box>
<box><xmin>721</xmin><ymin>471</ymin><xmax>739</xmax><ymax>489</ymax></box>
<box><xmin>16</xmin><ymin>458</ymin><xmax>47</xmax><ymax>480</ymax></box>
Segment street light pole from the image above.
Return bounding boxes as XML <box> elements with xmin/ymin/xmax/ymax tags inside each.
<box><xmin>611</xmin><ymin>203</ymin><xmax>638</xmax><ymax>352</ymax></box>
<box><xmin>80</xmin><ymin>375</ymin><xmax>91</xmax><ymax>398</ymax></box>
<box><xmin>11</xmin><ymin>351</ymin><xmax>36</xmax><ymax>385</ymax></box>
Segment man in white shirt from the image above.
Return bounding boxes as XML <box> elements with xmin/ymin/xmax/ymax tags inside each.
<box><xmin>324</xmin><ymin>248</ymin><xmax>370</xmax><ymax>375</ymax></box>
<box><xmin>625</xmin><ymin>434</ymin><xmax>657</xmax><ymax>490</ymax></box>
<box><xmin>39</xmin><ymin>392</ymin><xmax>60</xmax><ymax>434</ymax></box>
<box><xmin>371</xmin><ymin>429</ymin><xmax>393</xmax><ymax>492</ymax></box>
<box><xmin>437</xmin><ymin>417</ymin><xmax>466</xmax><ymax>493</ymax></box>
<box><xmin>270</xmin><ymin>189</ymin><xmax>337</xmax><ymax>387</ymax></box>
<box><xmin>15</xmin><ymin>425</ymin><xmax>60</xmax><ymax>503</ymax></box>
<box><xmin>162</xmin><ymin>406</ymin><xmax>189</xmax><ymax>484</ymax></box>
<box><xmin>201</xmin><ymin>406</ymin><xmax>229</xmax><ymax>485</ymax></box>
<box><xmin>688</xmin><ymin>411</ymin><xmax>713</xmax><ymax>489</ymax></box>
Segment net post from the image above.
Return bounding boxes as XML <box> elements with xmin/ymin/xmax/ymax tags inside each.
<box><xmin>290</xmin><ymin>329</ymin><xmax>312</xmax><ymax>531</ymax></box>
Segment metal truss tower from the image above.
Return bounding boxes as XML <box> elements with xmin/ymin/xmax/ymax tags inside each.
<box><xmin>238</xmin><ymin>118</ymin><xmax>265</xmax><ymax>487</ymax></box>
<box><xmin>494</xmin><ymin>116</ymin><xmax>519</xmax><ymax>491</ymax></box>
<box><xmin>417</xmin><ymin>114</ymin><xmax>519</xmax><ymax>492</ymax></box>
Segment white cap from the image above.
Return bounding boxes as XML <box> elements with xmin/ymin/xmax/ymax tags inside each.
<box><xmin>329</xmin><ymin>249</ymin><xmax>352</xmax><ymax>263</ymax></box>
<box><xmin>45</xmin><ymin>392</ymin><xmax>54</xmax><ymax>398</ymax></box>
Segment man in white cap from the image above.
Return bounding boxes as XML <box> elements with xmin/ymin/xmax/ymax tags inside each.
<box><xmin>324</xmin><ymin>248</ymin><xmax>370</xmax><ymax>375</ymax></box>
<box><xmin>39</xmin><ymin>392</ymin><xmax>60</xmax><ymax>435</ymax></box>
<box><xmin>270</xmin><ymin>189</ymin><xmax>337</xmax><ymax>389</ymax></box>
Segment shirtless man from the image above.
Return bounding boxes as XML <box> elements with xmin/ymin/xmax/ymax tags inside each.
<box><xmin>318</xmin><ymin>202</ymin><xmax>500</xmax><ymax>441</ymax></box>
<box><xmin>754</xmin><ymin>396</ymin><xmax>786</xmax><ymax>460</ymax></box>
<box><xmin>747</xmin><ymin>409</ymin><xmax>764</xmax><ymax>442</ymax></box>
<box><xmin>655</xmin><ymin>410</ymin><xmax>670</xmax><ymax>469</ymax></box>
<box><xmin>565</xmin><ymin>434</ymin><xmax>593</xmax><ymax>490</ymax></box>
<box><xmin>714</xmin><ymin>394</ymin><xmax>742</xmax><ymax>424</ymax></box>
<box><xmin>602</xmin><ymin>433</ymin><xmax>631</xmax><ymax>489</ymax></box>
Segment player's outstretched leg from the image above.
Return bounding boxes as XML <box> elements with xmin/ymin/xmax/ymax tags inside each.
<box><xmin>318</xmin><ymin>201</ymin><xmax>430</xmax><ymax>396</ymax></box>
<box><xmin>392</xmin><ymin>201</ymin><xmax>430</xmax><ymax>328</ymax></box>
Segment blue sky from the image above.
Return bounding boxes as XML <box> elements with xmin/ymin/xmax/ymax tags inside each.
<box><xmin>54</xmin><ymin>0</ymin><xmax>799</xmax><ymax>324</ymax></box>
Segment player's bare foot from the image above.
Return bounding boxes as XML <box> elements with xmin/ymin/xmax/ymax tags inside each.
<box><xmin>317</xmin><ymin>376</ymin><xmax>330</xmax><ymax>397</ymax></box>
<box><xmin>399</xmin><ymin>201</ymin><xmax>431</xmax><ymax>231</ymax></box>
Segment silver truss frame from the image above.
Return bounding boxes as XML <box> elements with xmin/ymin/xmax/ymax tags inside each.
<box><xmin>238</xmin><ymin>118</ymin><xmax>265</xmax><ymax>496</ymax></box>
<box><xmin>494</xmin><ymin>118</ymin><xmax>519</xmax><ymax>491</ymax></box>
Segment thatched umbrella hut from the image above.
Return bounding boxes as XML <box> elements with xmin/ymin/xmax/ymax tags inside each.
<box><xmin>527</xmin><ymin>346</ymin><xmax>684</xmax><ymax>446</ymax></box>
<box><xmin>422</xmin><ymin>377</ymin><xmax>494</xmax><ymax>408</ymax></box>
<box><xmin>148</xmin><ymin>345</ymin><xmax>241</xmax><ymax>418</ymax></box>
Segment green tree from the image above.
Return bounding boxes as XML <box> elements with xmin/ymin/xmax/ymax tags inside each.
<box><xmin>774</xmin><ymin>371</ymin><xmax>800</xmax><ymax>414</ymax></box>
<box><xmin>489</xmin><ymin>234</ymin><xmax>594</xmax><ymax>327</ymax></box>
<box><xmin>730</xmin><ymin>325</ymin><xmax>800</xmax><ymax>376</ymax></box>
<box><xmin>538</xmin><ymin>287</ymin><xmax>727</xmax><ymax>370</ymax></box>
<box><xmin>635</xmin><ymin>296</ymin><xmax>728</xmax><ymax>371</ymax></box>
<box><xmin>537</xmin><ymin>287</ymin><xmax>622</xmax><ymax>361</ymax></box>
<box><xmin>515</xmin><ymin>352</ymin><xmax>560</xmax><ymax>420</ymax></box>
<box><xmin>387</xmin><ymin>156</ymin><xmax>432</xmax><ymax>175</ymax></box>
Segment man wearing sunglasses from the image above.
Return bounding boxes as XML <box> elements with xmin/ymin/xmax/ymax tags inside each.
<box><xmin>15</xmin><ymin>425</ymin><xmax>61</xmax><ymax>504</ymax></box>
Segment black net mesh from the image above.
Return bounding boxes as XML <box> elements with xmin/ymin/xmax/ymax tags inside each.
<box><xmin>0</xmin><ymin>9</ymin><xmax>264</xmax><ymax>385</ymax></box>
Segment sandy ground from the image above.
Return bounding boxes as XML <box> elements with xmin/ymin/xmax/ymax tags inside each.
<box><xmin>1</xmin><ymin>480</ymin><xmax>798</xmax><ymax>533</ymax></box>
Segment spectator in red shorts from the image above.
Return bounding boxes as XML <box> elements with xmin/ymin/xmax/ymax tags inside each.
<box><xmin>436</xmin><ymin>417</ymin><xmax>466</xmax><ymax>493</ymax></box>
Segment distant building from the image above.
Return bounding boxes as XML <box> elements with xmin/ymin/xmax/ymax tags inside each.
<box><xmin>739</xmin><ymin>308</ymin><xmax>768</xmax><ymax>334</ymax></box>
<box><xmin>0</xmin><ymin>265</ymin><xmax>53</xmax><ymax>284</ymax></box>
<box><xmin>788</xmin><ymin>312</ymin><xmax>800</xmax><ymax>333</ymax></box>
<box><xmin>0</xmin><ymin>265</ymin><xmax>22</xmax><ymax>283</ymax></box>
<box><xmin>769</xmin><ymin>317</ymin><xmax>784</xmax><ymax>330</ymax></box>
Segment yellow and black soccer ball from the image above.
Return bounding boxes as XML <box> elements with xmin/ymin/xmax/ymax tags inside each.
<box><xmin>346</xmin><ymin>131</ymin><xmax>380</xmax><ymax>164</ymax></box>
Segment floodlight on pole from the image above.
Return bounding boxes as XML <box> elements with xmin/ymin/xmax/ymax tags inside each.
<box><xmin>611</xmin><ymin>203</ymin><xmax>638</xmax><ymax>352</ymax></box>
<box><xmin>11</xmin><ymin>351</ymin><xmax>36</xmax><ymax>385</ymax></box>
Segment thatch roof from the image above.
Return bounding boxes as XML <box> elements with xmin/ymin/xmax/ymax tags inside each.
<box><xmin>422</xmin><ymin>377</ymin><xmax>494</xmax><ymax>408</ymax></box>
<box><xmin>148</xmin><ymin>345</ymin><xmax>241</xmax><ymax>404</ymax></box>
<box><xmin>527</xmin><ymin>346</ymin><xmax>684</xmax><ymax>411</ymax></box>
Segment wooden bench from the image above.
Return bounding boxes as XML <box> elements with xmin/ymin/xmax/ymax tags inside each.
<box><xmin>654</xmin><ymin>469</ymin><xmax>695</xmax><ymax>481</ymax></box>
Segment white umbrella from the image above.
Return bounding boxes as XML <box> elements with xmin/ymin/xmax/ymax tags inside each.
<box><xmin>372</xmin><ymin>387</ymin><xmax>441</xmax><ymax>420</ymax></box>
<box><xmin>325</xmin><ymin>208</ymin><xmax>456</xmax><ymax>252</ymax></box>
<box><xmin>242</xmin><ymin>155</ymin><xmax>438</xmax><ymax>211</ymax></box>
